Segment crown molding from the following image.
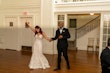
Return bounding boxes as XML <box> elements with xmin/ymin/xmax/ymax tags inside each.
<box><xmin>0</xmin><ymin>3</ymin><xmax>40</xmax><ymax>9</ymax></box>
<box><xmin>54</xmin><ymin>1</ymin><xmax>110</xmax><ymax>13</ymax></box>
<box><xmin>55</xmin><ymin>1</ymin><xmax>110</xmax><ymax>7</ymax></box>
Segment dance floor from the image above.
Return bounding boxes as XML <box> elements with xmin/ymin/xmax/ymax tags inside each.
<box><xmin>0</xmin><ymin>49</ymin><xmax>101</xmax><ymax>73</ymax></box>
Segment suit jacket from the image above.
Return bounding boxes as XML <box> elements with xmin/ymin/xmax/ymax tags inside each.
<box><xmin>100</xmin><ymin>47</ymin><xmax>110</xmax><ymax>70</ymax></box>
<box><xmin>52</xmin><ymin>28</ymin><xmax>70</xmax><ymax>48</ymax></box>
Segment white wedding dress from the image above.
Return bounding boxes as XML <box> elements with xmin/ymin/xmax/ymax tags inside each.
<box><xmin>29</xmin><ymin>34</ymin><xmax>50</xmax><ymax>69</ymax></box>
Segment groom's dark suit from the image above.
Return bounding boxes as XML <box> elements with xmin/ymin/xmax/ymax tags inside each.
<box><xmin>52</xmin><ymin>28</ymin><xmax>70</xmax><ymax>69</ymax></box>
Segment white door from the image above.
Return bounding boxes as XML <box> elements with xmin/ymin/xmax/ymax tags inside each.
<box><xmin>20</xmin><ymin>17</ymin><xmax>34</xmax><ymax>47</ymax></box>
<box><xmin>4</xmin><ymin>16</ymin><xmax>19</xmax><ymax>50</ymax></box>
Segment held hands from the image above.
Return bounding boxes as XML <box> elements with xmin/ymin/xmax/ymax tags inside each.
<box><xmin>58</xmin><ymin>35</ymin><xmax>63</xmax><ymax>39</ymax></box>
<box><xmin>47</xmin><ymin>38</ymin><xmax>52</xmax><ymax>42</ymax></box>
<box><xmin>49</xmin><ymin>39</ymin><xmax>52</xmax><ymax>42</ymax></box>
<box><xmin>47</xmin><ymin>35</ymin><xmax>63</xmax><ymax>42</ymax></box>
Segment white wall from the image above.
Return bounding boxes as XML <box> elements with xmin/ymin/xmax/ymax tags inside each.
<box><xmin>41</xmin><ymin>0</ymin><xmax>54</xmax><ymax>28</ymax></box>
<box><xmin>42</xmin><ymin>28</ymin><xmax>54</xmax><ymax>54</ymax></box>
<box><xmin>68</xmin><ymin>28</ymin><xmax>75</xmax><ymax>41</ymax></box>
<box><xmin>68</xmin><ymin>15</ymin><xmax>98</xmax><ymax>28</ymax></box>
<box><xmin>1</xmin><ymin>0</ymin><xmax>40</xmax><ymax>4</ymax></box>
<box><xmin>0</xmin><ymin>28</ymin><xmax>5</xmax><ymax>49</ymax></box>
<box><xmin>0</xmin><ymin>0</ymin><xmax>110</xmax><ymax>55</ymax></box>
<box><xmin>68</xmin><ymin>15</ymin><xmax>99</xmax><ymax>42</ymax></box>
<box><xmin>77</xmin><ymin>26</ymin><xmax>100</xmax><ymax>51</ymax></box>
<box><xmin>40</xmin><ymin>0</ymin><xmax>55</xmax><ymax>54</ymax></box>
<box><xmin>0</xmin><ymin>0</ymin><xmax>56</xmax><ymax>54</ymax></box>
<box><xmin>0</xmin><ymin>0</ymin><xmax>41</xmax><ymax>51</ymax></box>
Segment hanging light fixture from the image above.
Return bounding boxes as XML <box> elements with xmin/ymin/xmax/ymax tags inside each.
<box><xmin>90</xmin><ymin>13</ymin><xmax>94</xmax><ymax>15</ymax></box>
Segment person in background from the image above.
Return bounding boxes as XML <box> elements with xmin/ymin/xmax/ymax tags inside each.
<box><xmin>100</xmin><ymin>38</ymin><xmax>110</xmax><ymax>73</ymax></box>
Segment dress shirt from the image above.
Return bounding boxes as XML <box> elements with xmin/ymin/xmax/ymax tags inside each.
<box><xmin>59</xmin><ymin>27</ymin><xmax>63</xmax><ymax>34</ymax></box>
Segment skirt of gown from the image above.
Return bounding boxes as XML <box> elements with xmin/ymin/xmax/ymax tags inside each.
<box><xmin>29</xmin><ymin>36</ymin><xmax>50</xmax><ymax>69</ymax></box>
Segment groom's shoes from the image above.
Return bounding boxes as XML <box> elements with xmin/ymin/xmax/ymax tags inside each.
<box><xmin>67</xmin><ymin>65</ymin><xmax>70</xmax><ymax>70</ymax></box>
<box><xmin>54</xmin><ymin>67</ymin><xmax>61</xmax><ymax>71</ymax></box>
<box><xmin>53</xmin><ymin>66</ymin><xmax>70</xmax><ymax>71</ymax></box>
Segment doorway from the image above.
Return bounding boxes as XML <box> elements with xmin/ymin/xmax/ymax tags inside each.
<box><xmin>4</xmin><ymin>16</ymin><xmax>19</xmax><ymax>50</ymax></box>
<box><xmin>67</xmin><ymin>14</ymin><xmax>100</xmax><ymax>52</ymax></box>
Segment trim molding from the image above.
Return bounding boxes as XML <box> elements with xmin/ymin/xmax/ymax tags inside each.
<box><xmin>0</xmin><ymin>3</ymin><xmax>40</xmax><ymax>9</ymax></box>
<box><xmin>54</xmin><ymin>1</ymin><xmax>110</xmax><ymax>13</ymax></box>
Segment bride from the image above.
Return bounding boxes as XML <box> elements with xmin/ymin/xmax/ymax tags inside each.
<box><xmin>25</xmin><ymin>22</ymin><xmax>50</xmax><ymax>69</ymax></box>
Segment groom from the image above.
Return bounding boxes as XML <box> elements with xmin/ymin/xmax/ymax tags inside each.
<box><xmin>50</xmin><ymin>22</ymin><xmax>71</xmax><ymax>71</ymax></box>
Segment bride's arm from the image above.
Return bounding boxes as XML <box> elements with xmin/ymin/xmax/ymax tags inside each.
<box><xmin>25</xmin><ymin>22</ymin><xmax>35</xmax><ymax>33</ymax></box>
<box><xmin>42</xmin><ymin>32</ymin><xmax>50</xmax><ymax>41</ymax></box>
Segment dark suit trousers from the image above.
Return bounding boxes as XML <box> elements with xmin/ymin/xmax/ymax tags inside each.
<box><xmin>102</xmin><ymin>67</ymin><xmax>110</xmax><ymax>73</ymax></box>
<box><xmin>57</xmin><ymin>47</ymin><xmax>70</xmax><ymax>68</ymax></box>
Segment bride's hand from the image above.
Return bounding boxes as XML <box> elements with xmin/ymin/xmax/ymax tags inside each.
<box><xmin>25</xmin><ymin>22</ymin><xmax>29</xmax><ymax>27</ymax></box>
<box><xmin>48</xmin><ymin>38</ymin><xmax>52</xmax><ymax>42</ymax></box>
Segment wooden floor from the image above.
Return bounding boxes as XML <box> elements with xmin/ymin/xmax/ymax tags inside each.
<box><xmin>0</xmin><ymin>49</ymin><xmax>101</xmax><ymax>73</ymax></box>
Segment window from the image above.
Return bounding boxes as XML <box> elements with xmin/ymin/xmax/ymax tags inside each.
<box><xmin>69</xmin><ymin>19</ymin><xmax>76</xmax><ymax>28</ymax></box>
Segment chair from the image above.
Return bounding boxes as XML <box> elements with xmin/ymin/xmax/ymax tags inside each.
<box><xmin>87</xmin><ymin>38</ymin><xmax>94</xmax><ymax>51</ymax></box>
<box><xmin>95</xmin><ymin>38</ymin><xmax>99</xmax><ymax>52</ymax></box>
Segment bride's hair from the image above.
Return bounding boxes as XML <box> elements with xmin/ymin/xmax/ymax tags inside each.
<box><xmin>35</xmin><ymin>26</ymin><xmax>43</xmax><ymax>35</ymax></box>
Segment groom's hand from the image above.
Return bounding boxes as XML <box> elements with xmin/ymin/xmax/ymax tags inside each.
<box><xmin>49</xmin><ymin>39</ymin><xmax>52</xmax><ymax>42</ymax></box>
<box><xmin>58</xmin><ymin>35</ymin><xmax>63</xmax><ymax>39</ymax></box>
